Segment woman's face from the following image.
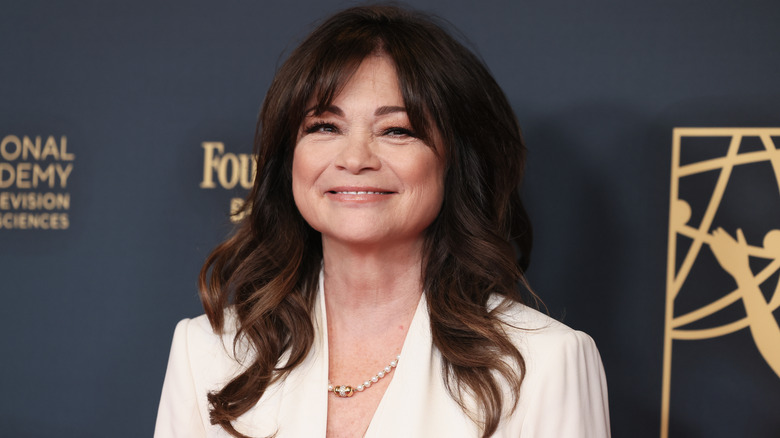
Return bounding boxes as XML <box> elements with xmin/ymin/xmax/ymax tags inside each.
<box><xmin>292</xmin><ymin>54</ymin><xmax>445</xmax><ymax>250</ymax></box>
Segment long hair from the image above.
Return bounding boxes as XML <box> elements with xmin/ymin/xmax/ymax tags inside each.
<box><xmin>199</xmin><ymin>5</ymin><xmax>534</xmax><ymax>437</ymax></box>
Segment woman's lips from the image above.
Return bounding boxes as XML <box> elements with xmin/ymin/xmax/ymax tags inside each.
<box><xmin>326</xmin><ymin>186</ymin><xmax>395</xmax><ymax>194</ymax></box>
<box><xmin>325</xmin><ymin>187</ymin><xmax>396</xmax><ymax>201</ymax></box>
<box><xmin>328</xmin><ymin>190</ymin><xmax>392</xmax><ymax>195</ymax></box>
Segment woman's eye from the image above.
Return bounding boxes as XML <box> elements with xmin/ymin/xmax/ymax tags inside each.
<box><xmin>304</xmin><ymin>122</ymin><xmax>339</xmax><ymax>134</ymax></box>
<box><xmin>383</xmin><ymin>127</ymin><xmax>416</xmax><ymax>137</ymax></box>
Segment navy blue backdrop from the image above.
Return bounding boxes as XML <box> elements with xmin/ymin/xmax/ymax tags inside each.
<box><xmin>2</xmin><ymin>1</ymin><xmax>779</xmax><ymax>436</ymax></box>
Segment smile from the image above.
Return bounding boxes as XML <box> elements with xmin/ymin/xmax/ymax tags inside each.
<box><xmin>329</xmin><ymin>191</ymin><xmax>392</xmax><ymax>195</ymax></box>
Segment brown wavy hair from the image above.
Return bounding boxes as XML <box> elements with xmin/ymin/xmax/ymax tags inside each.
<box><xmin>199</xmin><ymin>5</ymin><xmax>534</xmax><ymax>437</ymax></box>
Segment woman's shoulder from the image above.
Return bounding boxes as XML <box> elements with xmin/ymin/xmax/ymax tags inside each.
<box><xmin>168</xmin><ymin>308</ymin><xmax>252</xmax><ymax>379</ymax></box>
<box><xmin>156</xmin><ymin>308</ymin><xmax>251</xmax><ymax>436</ymax></box>
<box><xmin>172</xmin><ymin>308</ymin><xmax>238</xmax><ymax>346</ymax></box>
<box><xmin>489</xmin><ymin>297</ymin><xmax>611</xmax><ymax>436</ymax></box>
<box><xmin>489</xmin><ymin>296</ymin><xmax>601</xmax><ymax>361</ymax></box>
<box><xmin>178</xmin><ymin>308</ymin><xmax>240</xmax><ymax>341</ymax></box>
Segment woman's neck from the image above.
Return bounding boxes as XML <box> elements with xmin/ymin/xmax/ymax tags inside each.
<box><xmin>321</xmin><ymin>237</ymin><xmax>425</xmax><ymax>337</ymax></box>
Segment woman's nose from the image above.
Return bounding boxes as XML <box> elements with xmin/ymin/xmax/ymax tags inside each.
<box><xmin>335</xmin><ymin>131</ymin><xmax>381</xmax><ymax>173</ymax></box>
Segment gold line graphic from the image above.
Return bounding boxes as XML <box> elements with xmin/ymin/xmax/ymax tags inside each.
<box><xmin>661</xmin><ymin>128</ymin><xmax>780</xmax><ymax>438</ymax></box>
<box><xmin>677</xmin><ymin>149</ymin><xmax>780</xmax><ymax>177</ymax></box>
<box><xmin>670</xmin><ymin>134</ymin><xmax>741</xmax><ymax>300</ymax></box>
<box><xmin>672</xmin><ymin>257</ymin><xmax>780</xmax><ymax>330</ymax></box>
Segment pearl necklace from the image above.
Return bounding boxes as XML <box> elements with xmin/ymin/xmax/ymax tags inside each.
<box><xmin>328</xmin><ymin>355</ymin><xmax>400</xmax><ymax>398</ymax></box>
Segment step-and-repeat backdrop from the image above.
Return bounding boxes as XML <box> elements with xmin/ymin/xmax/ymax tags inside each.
<box><xmin>2</xmin><ymin>1</ymin><xmax>779</xmax><ymax>436</ymax></box>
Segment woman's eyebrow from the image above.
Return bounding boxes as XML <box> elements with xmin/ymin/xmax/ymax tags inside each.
<box><xmin>375</xmin><ymin>106</ymin><xmax>406</xmax><ymax>116</ymax></box>
<box><xmin>305</xmin><ymin>105</ymin><xmax>344</xmax><ymax>117</ymax></box>
<box><xmin>304</xmin><ymin>105</ymin><xmax>406</xmax><ymax>117</ymax></box>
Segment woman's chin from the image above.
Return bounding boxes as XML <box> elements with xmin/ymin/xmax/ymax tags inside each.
<box><xmin>320</xmin><ymin>228</ymin><xmax>422</xmax><ymax>250</ymax></box>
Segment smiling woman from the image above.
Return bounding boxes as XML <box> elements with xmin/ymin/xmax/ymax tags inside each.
<box><xmin>293</xmin><ymin>55</ymin><xmax>445</xmax><ymax>249</ymax></box>
<box><xmin>155</xmin><ymin>5</ymin><xmax>610</xmax><ymax>438</ymax></box>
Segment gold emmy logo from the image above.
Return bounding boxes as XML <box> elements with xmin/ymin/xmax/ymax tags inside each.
<box><xmin>199</xmin><ymin>142</ymin><xmax>255</xmax><ymax>223</ymax></box>
<box><xmin>661</xmin><ymin>128</ymin><xmax>780</xmax><ymax>437</ymax></box>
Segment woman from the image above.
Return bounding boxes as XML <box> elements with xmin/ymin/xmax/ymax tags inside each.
<box><xmin>156</xmin><ymin>5</ymin><xmax>609</xmax><ymax>437</ymax></box>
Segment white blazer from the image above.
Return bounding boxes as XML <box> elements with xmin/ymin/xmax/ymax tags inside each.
<box><xmin>155</xmin><ymin>275</ymin><xmax>610</xmax><ymax>437</ymax></box>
